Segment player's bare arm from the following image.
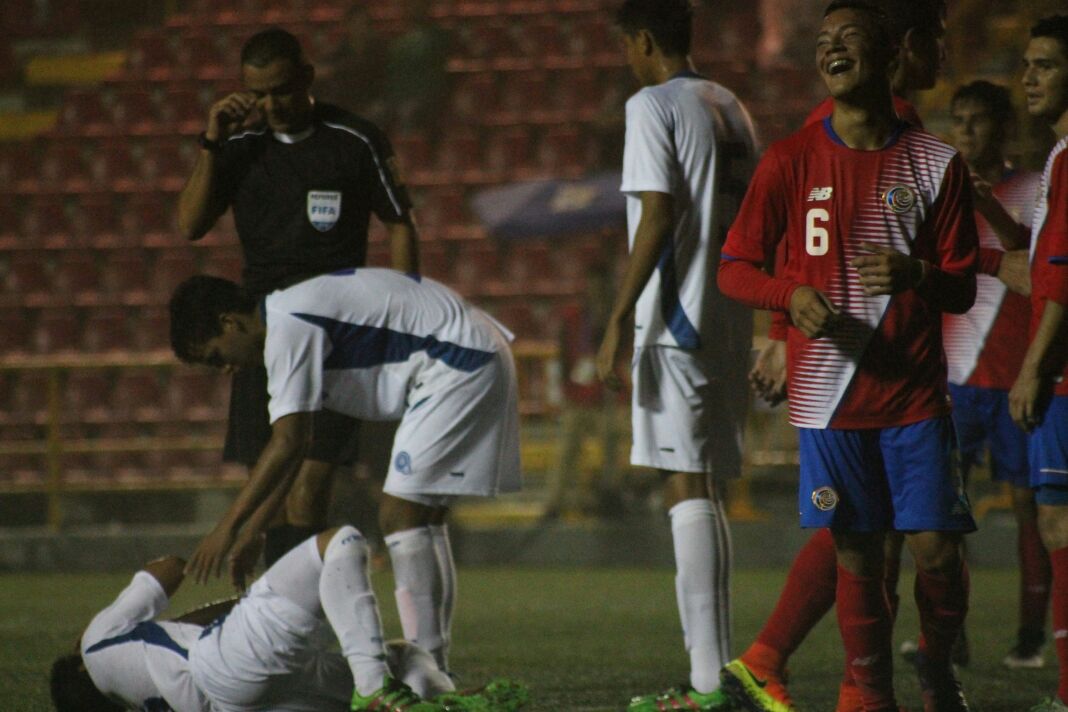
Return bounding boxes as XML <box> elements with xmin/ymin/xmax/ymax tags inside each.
<box><xmin>177</xmin><ymin>91</ymin><xmax>258</xmax><ymax>241</ymax></box>
<box><xmin>186</xmin><ymin>411</ymin><xmax>313</xmax><ymax>584</ymax></box>
<box><xmin>1010</xmin><ymin>299</ymin><xmax>1067</xmax><ymax>431</ymax></box>
<box><xmin>596</xmin><ymin>190</ymin><xmax>674</xmax><ymax>390</ymax></box>
<box><xmin>387</xmin><ymin>219</ymin><xmax>420</xmax><ymax>274</ymax></box>
<box><xmin>972</xmin><ymin>175</ymin><xmax>1031</xmax><ymax>250</ymax></box>
<box><xmin>142</xmin><ymin>555</ymin><xmax>187</xmax><ymax>598</ymax></box>
<box><xmin>787</xmin><ymin>285</ymin><xmax>840</xmax><ymax>339</ymax></box>
<box><xmin>749</xmin><ymin>339</ymin><xmax>787</xmax><ymax>405</ymax></box>
<box><xmin>997</xmin><ymin>249</ymin><xmax>1032</xmax><ymax>296</ymax></box>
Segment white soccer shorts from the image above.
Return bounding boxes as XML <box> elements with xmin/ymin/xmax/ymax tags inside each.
<box><xmin>630</xmin><ymin>345</ymin><xmax>746</xmax><ymax>476</ymax></box>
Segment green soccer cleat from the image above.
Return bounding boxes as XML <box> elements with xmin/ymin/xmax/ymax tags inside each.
<box><xmin>1030</xmin><ymin>699</ymin><xmax>1068</xmax><ymax>712</ymax></box>
<box><xmin>627</xmin><ymin>683</ymin><xmax>735</xmax><ymax>711</ymax></box>
<box><xmin>721</xmin><ymin>659</ymin><xmax>797</xmax><ymax>712</ymax></box>
<box><xmin>351</xmin><ymin>675</ymin><xmax>446</xmax><ymax>712</ymax></box>
<box><xmin>435</xmin><ymin>677</ymin><xmax>529</xmax><ymax>711</ymax></box>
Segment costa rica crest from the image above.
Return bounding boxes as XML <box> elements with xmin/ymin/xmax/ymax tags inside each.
<box><xmin>881</xmin><ymin>184</ymin><xmax>916</xmax><ymax>214</ymax></box>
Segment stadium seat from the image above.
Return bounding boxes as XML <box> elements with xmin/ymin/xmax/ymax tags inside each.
<box><xmin>0</xmin><ymin>310</ymin><xmax>31</xmax><ymax>354</ymax></box>
<box><xmin>152</xmin><ymin>248</ymin><xmax>200</xmax><ymax>299</ymax></box>
<box><xmin>100</xmin><ymin>248</ymin><xmax>151</xmax><ymax>303</ymax></box>
<box><xmin>57</xmin><ymin>88</ymin><xmax>114</xmax><ymax>137</ymax></box>
<box><xmin>126</xmin><ymin>30</ymin><xmax>180</xmax><ymax>82</ymax></box>
<box><xmin>31</xmin><ymin>308</ymin><xmax>82</xmax><ymax>353</ymax></box>
<box><xmin>78</xmin><ymin>195</ymin><xmax>122</xmax><ymax>246</ymax></box>
<box><xmin>53</xmin><ymin>252</ymin><xmax>101</xmax><ymax>303</ymax></box>
<box><xmin>161</xmin><ymin>85</ymin><xmax>207</xmax><ymax>135</ymax></box>
<box><xmin>111</xmin><ymin>371</ymin><xmax>165</xmax><ymax>422</ymax></box>
<box><xmin>166</xmin><ymin>370</ymin><xmax>228</xmax><ymax>423</ymax></box>
<box><xmin>391</xmin><ymin>131</ymin><xmax>434</xmax><ymax>181</ymax></box>
<box><xmin>435</xmin><ymin>130</ymin><xmax>483</xmax><ymax>180</ymax></box>
<box><xmin>90</xmin><ymin>140</ymin><xmax>139</xmax><ymax>192</ymax></box>
<box><xmin>125</xmin><ymin>192</ymin><xmax>175</xmax><ymax>243</ymax></box>
<box><xmin>180</xmin><ymin>33</ymin><xmax>228</xmax><ymax>81</ymax></box>
<box><xmin>140</xmin><ymin>137</ymin><xmax>193</xmax><ymax>192</ymax></box>
<box><xmin>38</xmin><ymin>142</ymin><xmax>90</xmax><ymax>193</ymax></box>
<box><xmin>6</xmin><ymin>251</ymin><xmax>55</xmax><ymax>304</ymax></box>
<box><xmin>483</xmin><ymin>125</ymin><xmax>535</xmax><ymax>178</ymax></box>
<box><xmin>130</xmin><ymin>304</ymin><xmax>170</xmax><ymax>351</ymax></box>
<box><xmin>112</xmin><ymin>88</ymin><xmax>161</xmax><ymax>135</ymax></box>
<box><xmin>0</xmin><ymin>143</ymin><xmax>36</xmax><ymax>192</ymax></box>
<box><xmin>64</xmin><ymin>371</ymin><xmax>114</xmax><ymax>424</ymax></box>
<box><xmin>20</xmin><ymin>196</ymin><xmax>72</xmax><ymax>245</ymax></box>
<box><xmin>6</xmin><ymin>370</ymin><xmax>51</xmax><ymax>424</ymax></box>
<box><xmin>496</xmin><ymin>71</ymin><xmax>549</xmax><ymax>123</ymax></box>
<box><xmin>82</xmin><ymin>307</ymin><xmax>131</xmax><ymax>352</ymax></box>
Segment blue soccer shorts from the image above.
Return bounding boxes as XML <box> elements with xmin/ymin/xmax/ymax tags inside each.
<box><xmin>798</xmin><ymin>416</ymin><xmax>976</xmax><ymax>532</ymax></box>
<box><xmin>949</xmin><ymin>383</ymin><xmax>1029</xmax><ymax>486</ymax></box>
<box><xmin>1031</xmin><ymin>395</ymin><xmax>1068</xmax><ymax>505</ymax></box>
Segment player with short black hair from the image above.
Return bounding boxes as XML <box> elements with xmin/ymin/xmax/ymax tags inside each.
<box><xmin>719</xmin><ymin>3</ymin><xmax>978</xmax><ymax>710</ymax></box>
<box><xmin>597</xmin><ymin>1</ymin><xmax>759</xmax><ymax>710</ymax></box>
<box><xmin>1011</xmin><ymin>15</ymin><xmax>1068</xmax><ymax>712</ymax></box>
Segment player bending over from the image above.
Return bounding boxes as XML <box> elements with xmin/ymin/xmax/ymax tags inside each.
<box><xmin>719</xmin><ymin>2</ymin><xmax>978</xmax><ymax>711</ymax></box>
<box><xmin>49</xmin><ymin>526</ymin><xmax>525</xmax><ymax>711</ymax></box>
<box><xmin>169</xmin><ymin>269</ymin><xmax>522</xmax><ymax>685</ymax></box>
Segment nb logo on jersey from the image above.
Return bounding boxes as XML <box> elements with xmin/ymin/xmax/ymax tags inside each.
<box><xmin>807</xmin><ymin>187</ymin><xmax>833</xmax><ymax>202</ymax></box>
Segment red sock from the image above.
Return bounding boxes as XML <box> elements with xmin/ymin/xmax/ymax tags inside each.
<box><xmin>1049</xmin><ymin>547</ymin><xmax>1068</xmax><ymax>703</ymax></box>
<box><xmin>836</xmin><ymin>564</ymin><xmax>896</xmax><ymax>711</ymax></box>
<box><xmin>748</xmin><ymin>529</ymin><xmax>837</xmax><ymax>669</ymax></box>
<box><xmin>914</xmin><ymin>560</ymin><xmax>970</xmax><ymax>667</ymax></box>
<box><xmin>1020</xmin><ymin>519</ymin><xmax>1052</xmax><ymax>633</ymax></box>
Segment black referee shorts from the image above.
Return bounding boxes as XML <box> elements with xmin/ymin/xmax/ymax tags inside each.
<box><xmin>222</xmin><ymin>366</ymin><xmax>361</xmax><ymax>467</ymax></box>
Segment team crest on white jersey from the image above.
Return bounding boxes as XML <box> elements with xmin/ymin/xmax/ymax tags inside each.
<box><xmin>307</xmin><ymin>191</ymin><xmax>341</xmax><ymax>231</ymax></box>
<box><xmin>882</xmin><ymin>184</ymin><xmax>916</xmax><ymax>214</ymax></box>
<box><xmin>807</xmin><ymin>187</ymin><xmax>833</xmax><ymax>202</ymax></box>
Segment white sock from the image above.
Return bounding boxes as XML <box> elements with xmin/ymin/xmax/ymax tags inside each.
<box><xmin>669</xmin><ymin>497</ymin><xmax>732</xmax><ymax>693</ymax></box>
<box><xmin>319</xmin><ymin>526</ymin><xmax>389</xmax><ymax>696</ymax></box>
<box><xmin>429</xmin><ymin>523</ymin><xmax>456</xmax><ymax>671</ymax></box>
<box><xmin>385</xmin><ymin>527</ymin><xmax>446</xmax><ymax>669</ymax></box>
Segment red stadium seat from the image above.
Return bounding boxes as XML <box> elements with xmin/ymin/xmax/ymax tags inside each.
<box><xmin>125</xmin><ymin>192</ymin><xmax>176</xmax><ymax>243</ymax></box>
<box><xmin>160</xmin><ymin>85</ymin><xmax>207</xmax><ymax>135</ymax></box>
<box><xmin>32</xmin><ymin>308</ymin><xmax>82</xmax><ymax>353</ymax></box>
<box><xmin>6</xmin><ymin>370</ymin><xmax>51</xmax><ymax>423</ymax></box>
<box><xmin>483</xmin><ymin>125</ymin><xmax>535</xmax><ymax>178</ymax></box>
<box><xmin>140</xmin><ymin>138</ymin><xmax>193</xmax><ymax>192</ymax></box>
<box><xmin>101</xmin><ymin>248</ymin><xmax>151</xmax><ymax>303</ymax></box>
<box><xmin>112</xmin><ymin>88</ymin><xmax>161</xmax><ymax>135</ymax></box>
<box><xmin>90</xmin><ymin>141</ymin><xmax>138</xmax><ymax>192</ymax></box>
<box><xmin>0</xmin><ymin>143</ymin><xmax>36</xmax><ymax>191</ymax></box>
<box><xmin>180</xmin><ymin>34</ymin><xmax>228</xmax><ymax>81</ymax></box>
<box><xmin>130</xmin><ymin>304</ymin><xmax>170</xmax><ymax>351</ymax></box>
<box><xmin>6</xmin><ymin>251</ymin><xmax>55</xmax><ymax>304</ymax></box>
<box><xmin>126</xmin><ymin>30</ymin><xmax>180</xmax><ymax>82</ymax></box>
<box><xmin>152</xmin><ymin>248</ymin><xmax>200</xmax><ymax>299</ymax></box>
<box><xmin>36</xmin><ymin>142</ymin><xmax>89</xmax><ymax>193</ymax></box>
<box><xmin>0</xmin><ymin>309</ymin><xmax>31</xmax><ymax>354</ymax></box>
<box><xmin>64</xmin><ymin>371</ymin><xmax>114</xmax><ymax>424</ymax></box>
<box><xmin>56</xmin><ymin>89</ymin><xmax>112</xmax><ymax>137</ymax></box>
<box><xmin>82</xmin><ymin>307</ymin><xmax>131</xmax><ymax>352</ymax></box>
<box><xmin>112</xmin><ymin>371</ymin><xmax>165</xmax><ymax>422</ymax></box>
<box><xmin>166</xmin><ymin>369</ymin><xmax>228</xmax><ymax>423</ymax></box>
<box><xmin>53</xmin><ymin>252</ymin><xmax>101</xmax><ymax>303</ymax></box>
<box><xmin>20</xmin><ymin>196</ymin><xmax>72</xmax><ymax>245</ymax></box>
<box><xmin>78</xmin><ymin>195</ymin><xmax>122</xmax><ymax>246</ymax></box>
<box><xmin>435</xmin><ymin>130</ymin><xmax>483</xmax><ymax>180</ymax></box>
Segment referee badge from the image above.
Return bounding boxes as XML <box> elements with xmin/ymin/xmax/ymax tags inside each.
<box><xmin>811</xmin><ymin>486</ymin><xmax>839</xmax><ymax>511</ymax></box>
<box><xmin>307</xmin><ymin>191</ymin><xmax>341</xmax><ymax>231</ymax></box>
<box><xmin>881</xmin><ymin>184</ymin><xmax>916</xmax><ymax>214</ymax></box>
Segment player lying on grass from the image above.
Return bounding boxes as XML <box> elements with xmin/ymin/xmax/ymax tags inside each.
<box><xmin>168</xmin><ymin>269</ymin><xmax>522</xmax><ymax>683</ymax></box>
<box><xmin>49</xmin><ymin>526</ymin><xmax>527</xmax><ymax>711</ymax></box>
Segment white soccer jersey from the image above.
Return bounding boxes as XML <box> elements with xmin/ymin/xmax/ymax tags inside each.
<box><xmin>263</xmin><ymin>269</ymin><xmax>512</xmax><ymax>424</ymax></box>
<box><xmin>621</xmin><ymin>72</ymin><xmax>759</xmax><ymax>349</ymax></box>
<box><xmin>81</xmin><ymin>572</ymin><xmax>210</xmax><ymax>712</ymax></box>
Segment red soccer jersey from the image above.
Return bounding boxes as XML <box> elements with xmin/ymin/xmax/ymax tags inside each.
<box><xmin>765</xmin><ymin>96</ymin><xmax>926</xmax><ymax>341</ymax></box>
<box><xmin>719</xmin><ymin>119</ymin><xmax>978</xmax><ymax>429</ymax></box>
<box><xmin>1030</xmin><ymin>136</ymin><xmax>1068</xmax><ymax>397</ymax></box>
<box><xmin>943</xmin><ymin>170</ymin><xmax>1039</xmax><ymax>390</ymax></box>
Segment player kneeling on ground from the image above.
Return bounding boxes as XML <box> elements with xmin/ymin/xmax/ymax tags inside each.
<box><xmin>49</xmin><ymin>526</ymin><xmax>526</xmax><ymax>711</ymax></box>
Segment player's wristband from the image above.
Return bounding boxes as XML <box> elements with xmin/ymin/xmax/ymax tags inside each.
<box><xmin>910</xmin><ymin>259</ymin><xmax>930</xmax><ymax>289</ymax></box>
<box><xmin>198</xmin><ymin>132</ymin><xmax>224</xmax><ymax>153</ymax></box>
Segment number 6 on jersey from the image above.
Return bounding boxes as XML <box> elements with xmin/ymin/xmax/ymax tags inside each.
<box><xmin>806</xmin><ymin>208</ymin><xmax>830</xmax><ymax>256</ymax></box>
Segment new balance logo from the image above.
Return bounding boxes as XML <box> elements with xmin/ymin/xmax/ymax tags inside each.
<box><xmin>808</xmin><ymin>187</ymin><xmax>833</xmax><ymax>201</ymax></box>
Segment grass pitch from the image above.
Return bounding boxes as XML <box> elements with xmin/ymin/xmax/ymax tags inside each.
<box><xmin>0</xmin><ymin>567</ymin><xmax>1055</xmax><ymax>711</ymax></box>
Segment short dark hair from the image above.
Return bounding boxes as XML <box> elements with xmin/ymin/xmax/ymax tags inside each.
<box><xmin>50</xmin><ymin>654</ymin><xmax>123</xmax><ymax>712</ymax></box>
<box><xmin>615</xmin><ymin>0</ymin><xmax>693</xmax><ymax>57</ymax></box>
<box><xmin>951</xmin><ymin>80</ymin><xmax>1015</xmax><ymax>126</ymax></box>
<box><xmin>823</xmin><ymin>1</ymin><xmax>895</xmax><ymax>52</ymax></box>
<box><xmin>241</xmin><ymin>27</ymin><xmax>307</xmax><ymax>68</ymax></box>
<box><xmin>169</xmin><ymin>275</ymin><xmax>257</xmax><ymax>364</ymax></box>
<box><xmin>1032</xmin><ymin>15</ymin><xmax>1068</xmax><ymax>56</ymax></box>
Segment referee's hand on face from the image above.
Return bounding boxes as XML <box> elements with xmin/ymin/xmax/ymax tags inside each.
<box><xmin>206</xmin><ymin>91</ymin><xmax>258</xmax><ymax>142</ymax></box>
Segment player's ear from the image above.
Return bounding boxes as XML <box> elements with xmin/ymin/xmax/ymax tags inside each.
<box><xmin>637</xmin><ymin>28</ymin><xmax>656</xmax><ymax>56</ymax></box>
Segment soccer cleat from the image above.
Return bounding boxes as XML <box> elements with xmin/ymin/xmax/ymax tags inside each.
<box><xmin>914</xmin><ymin>651</ymin><xmax>970</xmax><ymax>712</ymax></box>
<box><xmin>627</xmin><ymin>683</ymin><xmax>735</xmax><ymax>711</ymax></box>
<box><xmin>351</xmin><ymin>675</ymin><xmax>446</xmax><ymax>711</ymax></box>
<box><xmin>1005</xmin><ymin>628</ymin><xmax>1046</xmax><ymax>669</ymax></box>
<box><xmin>436</xmin><ymin>678</ymin><xmax>530</xmax><ymax>711</ymax></box>
<box><xmin>721</xmin><ymin>659</ymin><xmax>797</xmax><ymax>712</ymax></box>
<box><xmin>1030</xmin><ymin>698</ymin><xmax>1068</xmax><ymax>711</ymax></box>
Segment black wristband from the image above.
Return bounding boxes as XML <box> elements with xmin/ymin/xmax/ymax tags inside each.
<box><xmin>198</xmin><ymin>132</ymin><xmax>223</xmax><ymax>153</ymax></box>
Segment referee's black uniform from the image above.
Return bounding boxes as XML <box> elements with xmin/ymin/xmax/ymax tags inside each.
<box><xmin>212</xmin><ymin>100</ymin><xmax>413</xmax><ymax>468</ymax></box>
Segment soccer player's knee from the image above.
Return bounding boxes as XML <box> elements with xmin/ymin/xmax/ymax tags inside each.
<box><xmin>909</xmin><ymin>533</ymin><xmax>962</xmax><ymax>573</ymax></box>
<box><xmin>320</xmin><ymin>524</ymin><xmax>370</xmax><ymax>563</ymax></box>
<box><xmin>1037</xmin><ymin>503</ymin><xmax>1068</xmax><ymax>550</ymax></box>
<box><xmin>50</xmin><ymin>654</ymin><xmax>122</xmax><ymax>712</ymax></box>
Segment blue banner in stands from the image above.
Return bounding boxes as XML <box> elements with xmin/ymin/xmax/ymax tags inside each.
<box><xmin>470</xmin><ymin>172</ymin><xmax>625</xmax><ymax>240</ymax></box>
